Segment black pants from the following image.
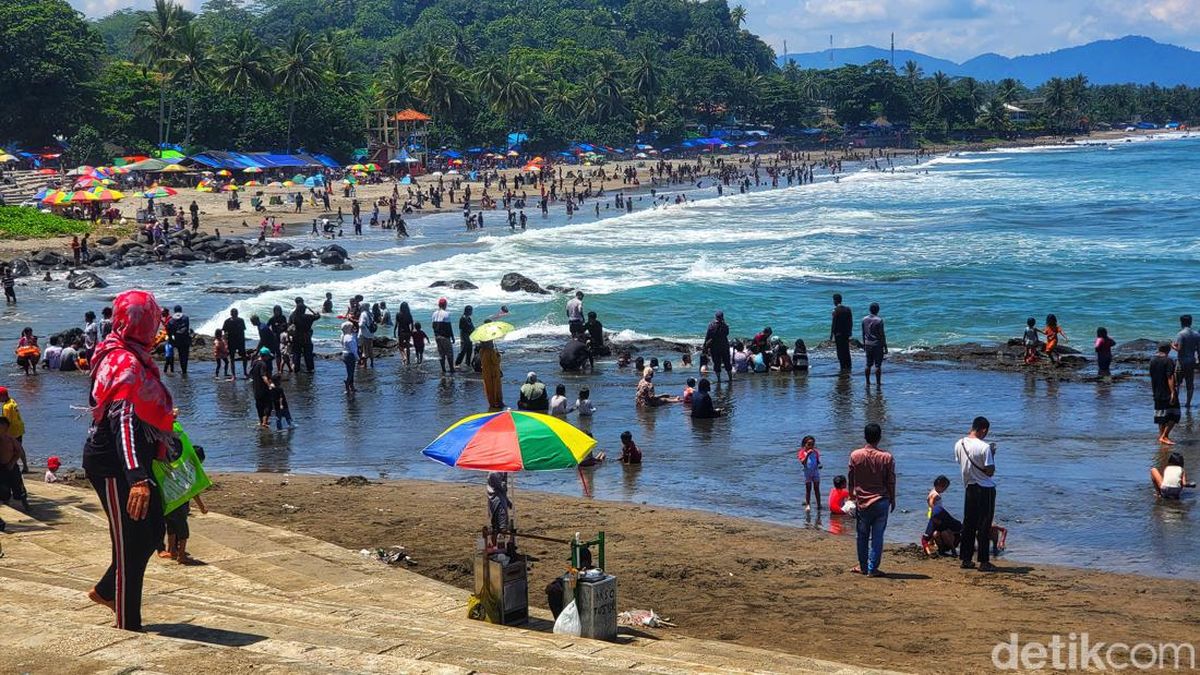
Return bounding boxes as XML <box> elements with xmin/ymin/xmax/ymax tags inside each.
<box><xmin>292</xmin><ymin>341</ymin><xmax>315</xmax><ymax>373</ymax></box>
<box><xmin>436</xmin><ymin>336</ymin><xmax>454</xmax><ymax>373</ymax></box>
<box><xmin>176</xmin><ymin>343</ymin><xmax>190</xmax><ymax>375</ymax></box>
<box><xmin>835</xmin><ymin>335</ymin><xmax>852</xmax><ymax>371</ymax></box>
<box><xmin>456</xmin><ymin>338</ymin><xmax>474</xmax><ymax>367</ymax></box>
<box><xmin>960</xmin><ymin>484</ymin><xmax>996</xmax><ymax>565</ymax></box>
<box><xmin>89</xmin><ymin>473</ymin><xmax>164</xmax><ymax>632</ymax></box>
<box><xmin>0</xmin><ymin>465</ymin><xmax>27</xmax><ymax>504</ymax></box>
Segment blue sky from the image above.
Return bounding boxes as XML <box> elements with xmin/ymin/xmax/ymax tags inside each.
<box><xmin>71</xmin><ymin>0</ymin><xmax>1200</xmax><ymax>62</ymax></box>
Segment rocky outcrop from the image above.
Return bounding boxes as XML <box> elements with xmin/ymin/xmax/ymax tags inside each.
<box><xmin>66</xmin><ymin>271</ymin><xmax>108</xmax><ymax>290</ymax></box>
<box><xmin>500</xmin><ymin>272</ymin><xmax>549</xmax><ymax>295</ymax></box>
<box><xmin>204</xmin><ymin>285</ymin><xmax>287</xmax><ymax>294</ymax></box>
<box><xmin>429</xmin><ymin>280</ymin><xmax>479</xmax><ymax>290</ymax></box>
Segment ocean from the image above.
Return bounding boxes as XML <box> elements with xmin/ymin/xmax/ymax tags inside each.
<box><xmin>4</xmin><ymin>132</ymin><xmax>1198</xmax><ymax>578</ymax></box>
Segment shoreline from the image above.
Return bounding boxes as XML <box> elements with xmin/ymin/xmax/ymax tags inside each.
<box><xmin>113</xmin><ymin>471</ymin><xmax>1200</xmax><ymax>673</ymax></box>
<box><xmin>0</xmin><ymin>128</ymin><xmax>1178</xmax><ymax>261</ymax></box>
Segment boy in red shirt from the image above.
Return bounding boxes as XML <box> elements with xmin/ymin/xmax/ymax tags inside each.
<box><xmin>828</xmin><ymin>475</ymin><xmax>851</xmax><ymax>514</ymax></box>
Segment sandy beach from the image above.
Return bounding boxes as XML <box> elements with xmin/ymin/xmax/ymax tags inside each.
<box><xmin>147</xmin><ymin>471</ymin><xmax>1198</xmax><ymax>674</ymax></box>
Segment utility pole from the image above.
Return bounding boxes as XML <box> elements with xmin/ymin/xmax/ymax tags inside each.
<box><xmin>829</xmin><ymin>34</ymin><xmax>833</xmax><ymax>65</ymax></box>
<box><xmin>891</xmin><ymin>33</ymin><xmax>895</xmax><ymax>69</ymax></box>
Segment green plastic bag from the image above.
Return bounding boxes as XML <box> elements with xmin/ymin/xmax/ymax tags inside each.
<box><xmin>152</xmin><ymin>422</ymin><xmax>211</xmax><ymax>515</ymax></box>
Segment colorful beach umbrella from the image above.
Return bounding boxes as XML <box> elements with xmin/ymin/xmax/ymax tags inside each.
<box><xmin>36</xmin><ymin>168</ymin><xmax>56</xmax><ymax>175</ymax></box>
<box><xmin>469</xmin><ymin>321</ymin><xmax>514</xmax><ymax>343</ymax></box>
<box><xmin>291</xmin><ymin>174</ymin><xmax>306</xmax><ymax>183</ymax></box>
<box><xmin>422</xmin><ymin>411</ymin><xmax>595</xmax><ymax>472</ymax></box>
<box><xmin>221</xmin><ymin>183</ymin><xmax>239</xmax><ymax>191</ymax></box>
<box><xmin>363</xmin><ymin>163</ymin><xmax>380</xmax><ymax>172</ymax></box>
<box><xmin>140</xmin><ymin>186</ymin><xmax>177</xmax><ymax>198</ymax></box>
<box><xmin>346</xmin><ymin>163</ymin><xmax>366</xmax><ymax>171</ymax></box>
<box><xmin>41</xmin><ymin>190</ymin><xmax>70</xmax><ymax>205</ymax></box>
<box><xmin>242</xmin><ymin>167</ymin><xmax>262</xmax><ymax>174</ymax></box>
<box><xmin>89</xmin><ymin>188</ymin><xmax>125</xmax><ymax>202</ymax></box>
<box><xmin>0</xmin><ymin>154</ymin><xmax>17</xmax><ymax>163</ymax></box>
<box><xmin>160</xmin><ymin>163</ymin><xmax>189</xmax><ymax>173</ymax></box>
<box><xmin>216</xmin><ymin>169</ymin><xmax>232</xmax><ymax>177</ymax></box>
<box><xmin>70</xmin><ymin>191</ymin><xmax>99</xmax><ymax>203</ymax></box>
<box><xmin>244</xmin><ymin>180</ymin><xmax>260</xmax><ymax>186</ymax></box>
<box><xmin>282</xmin><ymin>180</ymin><xmax>295</xmax><ymax>187</ymax></box>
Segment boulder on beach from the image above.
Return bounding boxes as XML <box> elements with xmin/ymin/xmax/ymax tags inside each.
<box><xmin>116</xmin><ymin>241</ymin><xmax>146</xmax><ymax>256</ymax></box>
<box><xmin>281</xmin><ymin>249</ymin><xmax>314</xmax><ymax>261</ymax></box>
<box><xmin>545</xmin><ymin>284</ymin><xmax>576</xmax><ymax>294</ymax></box>
<box><xmin>67</xmin><ymin>271</ymin><xmax>108</xmax><ymax>290</ymax></box>
<box><xmin>51</xmin><ymin>327</ymin><xmax>83</xmax><ymax>346</ymax></box>
<box><xmin>5</xmin><ymin>258</ymin><xmax>31</xmax><ymax>277</ymax></box>
<box><xmin>168</xmin><ymin>250</ymin><xmax>202</xmax><ymax>262</ymax></box>
<box><xmin>500</xmin><ymin>272</ymin><xmax>549</xmax><ymax>294</ymax></box>
<box><xmin>319</xmin><ymin>250</ymin><xmax>346</xmax><ymax>265</ymax></box>
<box><xmin>29</xmin><ymin>250</ymin><xmax>64</xmax><ymax>267</ymax></box>
<box><xmin>214</xmin><ymin>242</ymin><xmax>248</xmax><ymax>261</ymax></box>
<box><xmin>429</xmin><ymin>280</ymin><xmax>479</xmax><ymax>290</ymax></box>
<box><xmin>96</xmin><ymin>236</ymin><xmax>118</xmax><ymax>246</ymax></box>
<box><xmin>330</xmin><ymin>263</ymin><xmax>354</xmax><ymax>271</ymax></box>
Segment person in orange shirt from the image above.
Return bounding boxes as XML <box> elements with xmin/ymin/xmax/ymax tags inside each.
<box><xmin>1043</xmin><ymin>314</ymin><xmax>1066</xmax><ymax>364</ymax></box>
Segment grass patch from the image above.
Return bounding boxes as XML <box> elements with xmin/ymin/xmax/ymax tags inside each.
<box><xmin>0</xmin><ymin>206</ymin><xmax>92</xmax><ymax>239</ymax></box>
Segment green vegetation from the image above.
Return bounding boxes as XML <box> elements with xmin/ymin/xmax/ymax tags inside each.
<box><xmin>0</xmin><ymin>207</ymin><xmax>92</xmax><ymax>238</ymax></box>
<box><xmin>2</xmin><ymin>0</ymin><xmax>1198</xmax><ymax>155</ymax></box>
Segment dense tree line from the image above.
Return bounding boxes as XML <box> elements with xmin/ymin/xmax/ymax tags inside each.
<box><xmin>2</xmin><ymin>0</ymin><xmax>1198</xmax><ymax>158</ymax></box>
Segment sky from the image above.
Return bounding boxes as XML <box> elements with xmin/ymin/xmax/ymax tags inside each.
<box><xmin>70</xmin><ymin>0</ymin><xmax>1200</xmax><ymax>62</ymax></box>
<box><xmin>742</xmin><ymin>0</ymin><xmax>1200</xmax><ymax>61</ymax></box>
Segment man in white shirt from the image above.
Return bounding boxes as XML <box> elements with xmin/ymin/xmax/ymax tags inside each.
<box><xmin>566</xmin><ymin>291</ymin><xmax>584</xmax><ymax>338</ymax></box>
<box><xmin>954</xmin><ymin>416</ymin><xmax>997</xmax><ymax>571</ymax></box>
<box><xmin>42</xmin><ymin>337</ymin><xmax>64</xmax><ymax>372</ymax></box>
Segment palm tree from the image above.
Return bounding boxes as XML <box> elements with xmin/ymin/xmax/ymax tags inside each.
<box><xmin>1042</xmin><ymin>77</ymin><xmax>1070</xmax><ymax>131</ymax></box>
<box><xmin>374</xmin><ymin>52</ymin><xmax>412</xmax><ymax>111</ymax></box>
<box><xmin>730</xmin><ymin>5</ymin><xmax>747</xmax><ymax>28</ymax></box>
<box><xmin>216</xmin><ymin>30</ymin><xmax>272</xmax><ymax>146</ymax></box>
<box><xmin>473</xmin><ymin>60</ymin><xmax>506</xmax><ymax>101</ymax></box>
<box><xmin>797</xmin><ymin>70</ymin><xmax>822</xmax><ymax>102</ymax></box>
<box><xmin>164</xmin><ymin>22</ymin><xmax>212</xmax><ymax>146</ymax></box>
<box><xmin>782</xmin><ymin>60</ymin><xmax>801</xmax><ymax>84</ymax></box>
<box><xmin>133</xmin><ymin>0</ymin><xmax>183</xmax><ymax>149</ymax></box>
<box><xmin>1066</xmin><ymin>73</ymin><xmax>1089</xmax><ymax>120</ymax></box>
<box><xmin>979</xmin><ymin>98</ymin><xmax>1011</xmax><ymax>133</ymax></box>
<box><xmin>902</xmin><ymin>60</ymin><xmax>922</xmax><ymax>89</ymax></box>
<box><xmin>958</xmin><ymin>76</ymin><xmax>982</xmax><ymax>110</ymax></box>
<box><xmin>543</xmin><ymin>80</ymin><xmax>576</xmax><ymax>119</ymax></box>
<box><xmin>997</xmin><ymin>77</ymin><xmax>1021</xmax><ymax>103</ymax></box>
<box><xmin>924</xmin><ymin>71</ymin><xmax>953</xmax><ymax>120</ymax></box>
<box><xmin>411</xmin><ymin>46</ymin><xmax>470</xmax><ymax>120</ymax></box>
<box><xmin>319</xmin><ymin>33</ymin><xmax>358</xmax><ymax>96</ymax></box>
<box><xmin>493</xmin><ymin>64</ymin><xmax>542</xmax><ymax>133</ymax></box>
<box><xmin>582</xmin><ymin>70</ymin><xmax>626</xmax><ymax>121</ymax></box>
<box><xmin>450</xmin><ymin>30</ymin><xmax>475</xmax><ymax>66</ymax></box>
<box><xmin>629</xmin><ymin>49</ymin><xmax>662</xmax><ymax>106</ymax></box>
<box><xmin>275</xmin><ymin>28</ymin><xmax>324</xmax><ymax>152</ymax></box>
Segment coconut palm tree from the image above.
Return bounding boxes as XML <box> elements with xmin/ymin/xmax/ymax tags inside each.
<box><xmin>924</xmin><ymin>71</ymin><xmax>953</xmax><ymax>120</ymax></box>
<box><xmin>216</xmin><ymin>30</ymin><xmax>272</xmax><ymax>147</ymax></box>
<box><xmin>374</xmin><ymin>52</ymin><xmax>412</xmax><ymax>111</ymax></box>
<box><xmin>164</xmin><ymin>22</ymin><xmax>212</xmax><ymax>146</ymax></box>
<box><xmin>1042</xmin><ymin>77</ymin><xmax>1070</xmax><ymax>131</ymax></box>
<box><xmin>543</xmin><ymin>80</ymin><xmax>576</xmax><ymax>119</ymax></box>
<box><xmin>473</xmin><ymin>60</ymin><xmax>506</xmax><ymax>102</ymax></box>
<box><xmin>411</xmin><ymin>46</ymin><xmax>470</xmax><ymax>120</ymax></box>
<box><xmin>582</xmin><ymin>69</ymin><xmax>626</xmax><ymax>121</ymax></box>
<box><xmin>318</xmin><ymin>33</ymin><xmax>357</xmax><ymax>96</ymax></box>
<box><xmin>958</xmin><ymin>76</ymin><xmax>982</xmax><ymax>111</ymax></box>
<box><xmin>629</xmin><ymin>49</ymin><xmax>663</xmax><ymax>106</ymax></box>
<box><xmin>979</xmin><ymin>98</ymin><xmax>1011</xmax><ymax>133</ymax></box>
<box><xmin>275</xmin><ymin>28</ymin><xmax>324</xmax><ymax>152</ymax></box>
<box><xmin>493</xmin><ymin>64</ymin><xmax>542</xmax><ymax>134</ymax></box>
<box><xmin>133</xmin><ymin>0</ymin><xmax>184</xmax><ymax>149</ymax></box>
<box><xmin>902</xmin><ymin>60</ymin><xmax>922</xmax><ymax>89</ymax></box>
<box><xmin>797</xmin><ymin>70</ymin><xmax>823</xmax><ymax>102</ymax></box>
<box><xmin>450</xmin><ymin>30</ymin><xmax>476</xmax><ymax>66</ymax></box>
<box><xmin>996</xmin><ymin>77</ymin><xmax>1021</xmax><ymax>103</ymax></box>
<box><xmin>730</xmin><ymin>5</ymin><xmax>747</xmax><ymax>28</ymax></box>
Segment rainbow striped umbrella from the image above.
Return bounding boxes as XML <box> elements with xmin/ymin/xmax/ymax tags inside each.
<box><xmin>422</xmin><ymin>411</ymin><xmax>595</xmax><ymax>472</ymax></box>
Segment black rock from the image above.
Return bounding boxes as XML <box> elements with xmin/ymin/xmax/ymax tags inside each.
<box><xmin>321</xmin><ymin>244</ymin><xmax>349</xmax><ymax>258</ymax></box>
<box><xmin>319</xmin><ymin>251</ymin><xmax>346</xmax><ymax>265</ymax></box>
<box><xmin>500</xmin><ymin>272</ymin><xmax>549</xmax><ymax>294</ymax></box>
<box><xmin>214</xmin><ymin>242</ymin><xmax>248</xmax><ymax>261</ymax></box>
<box><xmin>429</xmin><ymin>280</ymin><xmax>479</xmax><ymax>290</ymax></box>
<box><xmin>96</xmin><ymin>236</ymin><xmax>118</xmax><ymax>246</ymax></box>
<box><xmin>51</xmin><ymin>327</ymin><xmax>84</xmax><ymax>346</ymax></box>
<box><xmin>281</xmin><ymin>249</ymin><xmax>314</xmax><ymax>261</ymax></box>
<box><xmin>330</xmin><ymin>263</ymin><xmax>354</xmax><ymax>271</ymax></box>
<box><xmin>66</xmin><ymin>271</ymin><xmax>109</xmax><ymax>290</ymax></box>
<box><xmin>545</xmin><ymin>284</ymin><xmax>576</xmax><ymax>294</ymax></box>
<box><xmin>204</xmin><ymin>285</ymin><xmax>287</xmax><ymax>294</ymax></box>
<box><xmin>168</xmin><ymin>250</ymin><xmax>202</xmax><ymax>262</ymax></box>
<box><xmin>263</xmin><ymin>241</ymin><xmax>294</xmax><ymax>256</ymax></box>
<box><xmin>5</xmin><ymin>259</ymin><xmax>31</xmax><ymax>277</ymax></box>
<box><xmin>86</xmin><ymin>250</ymin><xmax>107</xmax><ymax>263</ymax></box>
<box><xmin>116</xmin><ymin>241</ymin><xmax>146</xmax><ymax>256</ymax></box>
<box><xmin>166</xmin><ymin>281</ymin><xmax>182</xmax><ymax>286</ymax></box>
<box><xmin>29</xmin><ymin>250</ymin><xmax>64</xmax><ymax>267</ymax></box>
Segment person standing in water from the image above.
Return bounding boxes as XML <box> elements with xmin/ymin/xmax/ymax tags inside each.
<box><xmin>704</xmin><ymin>311</ymin><xmax>732</xmax><ymax>383</ymax></box>
<box><xmin>431</xmin><ymin>298</ymin><xmax>456</xmax><ymax>374</ymax></box>
<box><xmin>861</xmin><ymin>303</ymin><xmax>887</xmax><ymax>385</ymax></box>
<box><xmin>566</xmin><ymin>291</ymin><xmax>585</xmax><ymax>338</ymax></box>
<box><xmin>831</xmin><ymin>294</ymin><xmax>853</xmax><ymax>373</ymax></box>
<box><xmin>456</xmin><ymin>305</ymin><xmax>475</xmax><ymax>369</ymax></box>
<box><xmin>1172</xmin><ymin>315</ymin><xmax>1200</xmax><ymax>408</ymax></box>
<box><xmin>1150</xmin><ymin>342</ymin><xmax>1180</xmax><ymax>445</ymax></box>
<box><xmin>954</xmin><ymin>416</ymin><xmax>997</xmax><ymax>571</ymax></box>
<box><xmin>478</xmin><ymin>322</ymin><xmax>504</xmax><ymax>409</ymax></box>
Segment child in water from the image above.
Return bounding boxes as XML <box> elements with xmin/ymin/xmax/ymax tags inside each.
<box><xmin>1044</xmin><ymin>314</ymin><xmax>1066</xmax><ymax>364</ymax></box>
<box><xmin>682</xmin><ymin>378</ymin><xmax>696</xmax><ymax>404</ymax></box>
<box><xmin>798</xmin><ymin>436</ymin><xmax>822</xmax><ymax>512</ymax></box>
<box><xmin>1022</xmin><ymin>318</ymin><xmax>1040</xmax><ymax>365</ymax></box>
<box><xmin>574</xmin><ymin>387</ymin><xmax>597</xmax><ymax>416</ymax></box>
<box><xmin>1151</xmin><ymin>451</ymin><xmax>1194</xmax><ymax>499</ymax></box>
<box><xmin>1095</xmin><ymin>327</ymin><xmax>1116</xmax><ymax>376</ymax></box>
<box><xmin>792</xmin><ymin>339</ymin><xmax>809</xmax><ymax>371</ymax></box>
<box><xmin>411</xmin><ymin>322</ymin><xmax>428</xmax><ymax>363</ymax></box>
<box><xmin>828</xmin><ymin>475</ymin><xmax>853</xmax><ymax>515</ymax></box>
<box><xmin>213</xmin><ymin>329</ymin><xmax>230</xmax><ymax>379</ymax></box>
<box><xmin>619</xmin><ymin>431</ymin><xmax>642</xmax><ymax>465</ymax></box>
<box><xmin>549</xmin><ymin>384</ymin><xmax>569</xmax><ymax>415</ymax></box>
<box><xmin>272</xmin><ymin>375</ymin><xmax>294</xmax><ymax>430</ymax></box>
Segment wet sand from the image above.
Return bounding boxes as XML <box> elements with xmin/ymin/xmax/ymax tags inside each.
<box><xmin>163</xmin><ymin>472</ymin><xmax>1200</xmax><ymax>673</ymax></box>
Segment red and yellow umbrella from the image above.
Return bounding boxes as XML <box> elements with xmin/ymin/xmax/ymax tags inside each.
<box><xmin>70</xmin><ymin>190</ymin><xmax>99</xmax><ymax>203</ymax></box>
<box><xmin>422</xmin><ymin>411</ymin><xmax>595</xmax><ymax>471</ymax></box>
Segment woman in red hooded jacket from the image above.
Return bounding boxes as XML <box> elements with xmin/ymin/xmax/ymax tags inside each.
<box><xmin>82</xmin><ymin>289</ymin><xmax>175</xmax><ymax>632</ymax></box>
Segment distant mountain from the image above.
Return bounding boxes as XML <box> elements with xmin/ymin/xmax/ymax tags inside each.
<box><xmin>778</xmin><ymin>36</ymin><xmax>1200</xmax><ymax>87</ymax></box>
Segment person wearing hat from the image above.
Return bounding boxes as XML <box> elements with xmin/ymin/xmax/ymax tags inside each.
<box><xmin>45</xmin><ymin>456</ymin><xmax>61</xmax><ymax>483</ymax></box>
<box><xmin>704</xmin><ymin>311</ymin><xmax>732</xmax><ymax>383</ymax></box>
<box><xmin>249</xmin><ymin>347</ymin><xmax>276</xmax><ymax>427</ymax></box>
<box><xmin>0</xmin><ymin>387</ymin><xmax>27</xmax><ymax>473</ymax></box>
<box><xmin>431</xmin><ymin>297</ymin><xmax>456</xmax><ymax>374</ymax></box>
<box><xmin>518</xmin><ymin>372</ymin><xmax>548</xmax><ymax>412</ymax></box>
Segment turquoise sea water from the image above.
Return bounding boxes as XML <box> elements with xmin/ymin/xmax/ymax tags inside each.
<box><xmin>4</xmin><ymin>133</ymin><xmax>1198</xmax><ymax>577</ymax></box>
